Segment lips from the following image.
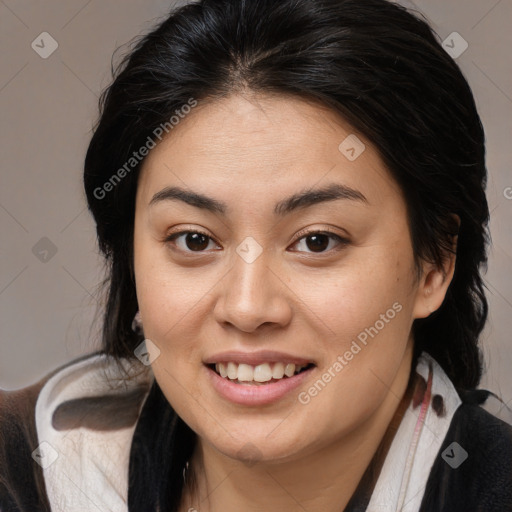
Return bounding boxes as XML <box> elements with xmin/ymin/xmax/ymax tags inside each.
<box><xmin>204</xmin><ymin>361</ymin><xmax>316</xmax><ymax>405</ymax></box>
<box><xmin>202</xmin><ymin>350</ymin><xmax>316</xmax><ymax>404</ymax></box>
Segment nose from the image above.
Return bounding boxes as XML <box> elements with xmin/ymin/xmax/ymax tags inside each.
<box><xmin>213</xmin><ymin>245</ymin><xmax>293</xmax><ymax>333</ymax></box>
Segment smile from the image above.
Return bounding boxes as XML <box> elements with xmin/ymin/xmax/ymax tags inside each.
<box><xmin>210</xmin><ymin>361</ymin><xmax>314</xmax><ymax>385</ymax></box>
<box><xmin>204</xmin><ymin>361</ymin><xmax>316</xmax><ymax>406</ymax></box>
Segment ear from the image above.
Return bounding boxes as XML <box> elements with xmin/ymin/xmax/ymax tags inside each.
<box><xmin>412</xmin><ymin>215</ymin><xmax>459</xmax><ymax>319</ymax></box>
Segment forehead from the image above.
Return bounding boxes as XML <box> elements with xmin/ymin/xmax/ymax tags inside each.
<box><xmin>137</xmin><ymin>92</ymin><xmax>404</xmax><ymax>214</ymax></box>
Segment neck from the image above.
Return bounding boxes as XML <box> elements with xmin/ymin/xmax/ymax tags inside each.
<box><xmin>180</xmin><ymin>347</ymin><xmax>415</xmax><ymax>512</ymax></box>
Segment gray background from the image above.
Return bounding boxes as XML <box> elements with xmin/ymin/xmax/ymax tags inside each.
<box><xmin>1</xmin><ymin>1</ymin><xmax>511</xmax><ymax>411</ymax></box>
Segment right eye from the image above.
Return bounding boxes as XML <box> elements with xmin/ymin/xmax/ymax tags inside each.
<box><xmin>164</xmin><ymin>230</ymin><xmax>221</xmax><ymax>253</ymax></box>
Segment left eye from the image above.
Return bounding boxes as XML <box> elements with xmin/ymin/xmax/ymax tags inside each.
<box><xmin>291</xmin><ymin>231</ymin><xmax>348</xmax><ymax>254</ymax></box>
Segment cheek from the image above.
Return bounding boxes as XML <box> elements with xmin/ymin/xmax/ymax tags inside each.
<box><xmin>294</xmin><ymin>247</ymin><xmax>413</xmax><ymax>343</ymax></box>
<box><xmin>307</xmin><ymin>256</ymin><xmax>415</xmax><ymax>420</ymax></box>
<box><xmin>134</xmin><ymin>236</ymin><xmax>212</xmax><ymax>340</ymax></box>
<box><xmin>150</xmin><ymin>360</ymin><xmax>211</xmax><ymax>441</ymax></box>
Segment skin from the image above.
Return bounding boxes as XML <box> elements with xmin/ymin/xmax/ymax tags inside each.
<box><xmin>133</xmin><ymin>91</ymin><xmax>456</xmax><ymax>512</ymax></box>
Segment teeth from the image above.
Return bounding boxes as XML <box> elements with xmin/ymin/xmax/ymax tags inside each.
<box><xmin>284</xmin><ymin>363</ymin><xmax>296</xmax><ymax>377</ymax></box>
<box><xmin>272</xmin><ymin>362</ymin><xmax>285</xmax><ymax>379</ymax></box>
<box><xmin>227</xmin><ymin>362</ymin><xmax>238</xmax><ymax>380</ymax></box>
<box><xmin>218</xmin><ymin>362</ymin><xmax>228</xmax><ymax>378</ymax></box>
<box><xmin>214</xmin><ymin>361</ymin><xmax>308</xmax><ymax>383</ymax></box>
<box><xmin>253</xmin><ymin>363</ymin><xmax>272</xmax><ymax>382</ymax></box>
<box><xmin>237</xmin><ymin>364</ymin><xmax>254</xmax><ymax>382</ymax></box>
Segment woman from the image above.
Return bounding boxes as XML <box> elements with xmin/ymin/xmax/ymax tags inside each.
<box><xmin>1</xmin><ymin>0</ymin><xmax>511</xmax><ymax>510</ymax></box>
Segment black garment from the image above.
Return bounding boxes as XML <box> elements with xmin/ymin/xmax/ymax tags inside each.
<box><xmin>1</xmin><ymin>356</ymin><xmax>512</xmax><ymax>511</ymax></box>
<box><xmin>342</xmin><ymin>393</ymin><xmax>512</xmax><ymax>512</ymax></box>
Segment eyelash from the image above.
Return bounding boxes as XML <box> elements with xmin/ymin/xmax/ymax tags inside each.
<box><xmin>163</xmin><ymin>228</ymin><xmax>349</xmax><ymax>255</ymax></box>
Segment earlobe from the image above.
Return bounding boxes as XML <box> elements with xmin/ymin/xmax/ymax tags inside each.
<box><xmin>413</xmin><ymin>268</ymin><xmax>447</xmax><ymax>319</ymax></box>
<box><xmin>132</xmin><ymin>310</ymin><xmax>144</xmax><ymax>334</ymax></box>
<box><xmin>413</xmin><ymin>249</ymin><xmax>457</xmax><ymax>319</ymax></box>
<box><xmin>425</xmin><ymin>288</ymin><xmax>435</xmax><ymax>314</ymax></box>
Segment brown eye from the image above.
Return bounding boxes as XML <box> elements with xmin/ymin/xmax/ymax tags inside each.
<box><xmin>303</xmin><ymin>233</ymin><xmax>330</xmax><ymax>252</ymax></box>
<box><xmin>165</xmin><ymin>231</ymin><xmax>218</xmax><ymax>252</ymax></box>
<box><xmin>291</xmin><ymin>231</ymin><xmax>348</xmax><ymax>254</ymax></box>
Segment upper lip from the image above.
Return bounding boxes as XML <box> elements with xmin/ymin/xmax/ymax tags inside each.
<box><xmin>203</xmin><ymin>350</ymin><xmax>315</xmax><ymax>366</ymax></box>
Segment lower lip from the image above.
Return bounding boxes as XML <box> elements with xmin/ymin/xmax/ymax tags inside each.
<box><xmin>205</xmin><ymin>364</ymin><xmax>315</xmax><ymax>406</ymax></box>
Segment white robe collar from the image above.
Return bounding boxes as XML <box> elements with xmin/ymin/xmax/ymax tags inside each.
<box><xmin>35</xmin><ymin>351</ymin><xmax>461</xmax><ymax>511</ymax></box>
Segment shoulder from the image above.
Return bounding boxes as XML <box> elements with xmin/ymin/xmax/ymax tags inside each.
<box><xmin>420</xmin><ymin>391</ymin><xmax>512</xmax><ymax>511</ymax></box>
<box><xmin>0</xmin><ymin>355</ymin><xmax>90</xmax><ymax>511</ymax></box>
<box><xmin>0</xmin><ymin>352</ymin><xmax>153</xmax><ymax>512</ymax></box>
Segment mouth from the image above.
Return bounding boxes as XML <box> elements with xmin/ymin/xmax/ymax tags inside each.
<box><xmin>206</xmin><ymin>361</ymin><xmax>316</xmax><ymax>386</ymax></box>
<box><xmin>203</xmin><ymin>350</ymin><xmax>317</xmax><ymax>404</ymax></box>
<box><xmin>205</xmin><ymin>360</ymin><xmax>316</xmax><ymax>406</ymax></box>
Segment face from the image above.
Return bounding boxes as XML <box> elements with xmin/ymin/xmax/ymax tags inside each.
<box><xmin>133</xmin><ymin>92</ymin><xmax>432</xmax><ymax>464</ymax></box>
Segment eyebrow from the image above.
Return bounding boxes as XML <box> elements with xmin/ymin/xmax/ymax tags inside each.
<box><xmin>149</xmin><ymin>183</ymin><xmax>368</xmax><ymax>216</ymax></box>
